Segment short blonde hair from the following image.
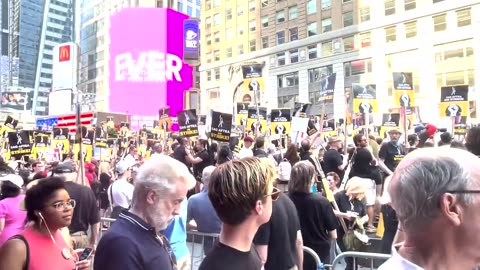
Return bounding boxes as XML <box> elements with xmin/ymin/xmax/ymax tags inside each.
<box><xmin>346</xmin><ymin>177</ymin><xmax>367</xmax><ymax>201</ymax></box>
<box><xmin>208</xmin><ymin>157</ymin><xmax>277</xmax><ymax>225</ymax></box>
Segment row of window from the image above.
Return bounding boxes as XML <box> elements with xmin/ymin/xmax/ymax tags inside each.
<box><xmin>383</xmin><ymin>0</ymin><xmax>445</xmax><ymax>16</ymax></box>
<box><xmin>206</xmin><ymin>68</ymin><xmax>221</xmax><ymax>81</ymax></box>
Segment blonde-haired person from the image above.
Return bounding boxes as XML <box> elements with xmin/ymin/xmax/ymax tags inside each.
<box><xmin>199</xmin><ymin>157</ymin><xmax>280</xmax><ymax>270</ymax></box>
<box><xmin>333</xmin><ymin>177</ymin><xmax>368</xmax><ymax>270</ymax></box>
<box><xmin>288</xmin><ymin>161</ymin><xmax>337</xmax><ymax>269</ymax></box>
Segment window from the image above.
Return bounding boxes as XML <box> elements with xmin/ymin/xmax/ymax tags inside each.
<box><xmin>249</xmin><ymin>21</ymin><xmax>256</xmax><ymax>32</ymax></box>
<box><xmin>206</xmin><ymin>52</ymin><xmax>212</xmax><ymax>63</ymax></box>
<box><xmin>405</xmin><ymin>21</ymin><xmax>417</xmax><ymax>38</ymax></box>
<box><xmin>343</xmin><ymin>11</ymin><xmax>353</xmax><ymax>27</ymax></box>
<box><xmin>213</xmin><ymin>13</ymin><xmax>220</xmax><ymax>25</ymax></box>
<box><xmin>307</xmin><ymin>22</ymin><xmax>317</xmax><ymax>36</ymax></box>
<box><xmin>405</xmin><ymin>0</ymin><xmax>416</xmax><ymax>10</ymax></box>
<box><xmin>385</xmin><ymin>26</ymin><xmax>396</xmax><ymax>42</ymax></box>
<box><xmin>249</xmin><ymin>0</ymin><xmax>255</xmax><ymax>12</ymax></box>
<box><xmin>262</xmin><ymin>16</ymin><xmax>269</xmax><ymax>28</ymax></box>
<box><xmin>214</xmin><ymin>50</ymin><xmax>220</xmax><ymax>61</ymax></box>
<box><xmin>290</xmin><ymin>50</ymin><xmax>299</xmax><ymax>63</ymax></box>
<box><xmin>226</xmin><ymin>9</ymin><xmax>232</xmax><ymax>20</ymax></box>
<box><xmin>205</xmin><ymin>16</ymin><xmax>211</xmax><ymax>28</ymax></box>
<box><xmin>360</xmin><ymin>32</ymin><xmax>371</xmax><ymax>48</ymax></box>
<box><xmin>207</xmin><ymin>70</ymin><xmax>212</xmax><ymax>81</ymax></box>
<box><xmin>433</xmin><ymin>14</ymin><xmax>447</xmax><ymax>32</ymax></box>
<box><xmin>457</xmin><ymin>9</ymin><xmax>471</xmax><ymax>27</ymax></box>
<box><xmin>344</xmin><ymin>59</ymin><xmax>372</xmax><ymax>77</ymax></box>
<box><xmin>277</xmin><ymin>53</ymin><xmax>286</xmax><ymax>66</ymax></box>
<box><xmin>343</xmin><ymin>0</ymin><xmax>352</xmax><ymax>2</ymax></box>
<box><xmin>309</xmin><ymin>66</ymin><xmax>333</xmax><ymax>82</ymax></box>
<box><xmin>213</xmin><ymin>0</ymin><xmax>220</xmax><ymax>7</ymax></box>
<box><xmin>343</xmin><ymin>36</ymin><xmax>355</xmax><ymax>52</ymax></box>
<box><xmin>321</xmin><ymin>0</ymin><xmax>331</xmax><ymax>10</ymax></box>
<box><xmin>385</xmin><ymin>0</ymin><xmax>395</xmax><ymax>16</ymax></box>
<box><xmin>237</xmin><ymin>6</ymin><xmax>243</xmax><ymax>16</ymax></box>
<box><xmin>238</xmin><ymin>44</ymin><xmax>244</xmax><ymax>55</ymax></box>
<box><xmin>278</xmin><ymin>72</ymin><xmax>299</xmax><ymax>88</ymax></box>
<box><xmin>307</xmin><ymin>0</ymin><xmax>317</xmax><ymax>14</ymax></box>
<box><xmin>289</xmin><ymin>6</ymin><xmax>298</xmax><ymax>20</ymax></box>
<box><xmin>308</xmin><ymin>45</ymin><xmax>317</xmax><ymax>59</ymax></box>
<box><xmin>289</xmin><ymin>28</ymin><xmax>298</xmax><ymax>41</ymax></box>
<box><xmin>214</xmin><ymin>68</ymin><xmax>220</xmax><ymax>80</ymax></box>
<box><xmin>262</xmin><ymin>0</ymin><xmax>268</xmax><ymax>7</ymax></box>
<box><xmin>206</xmin><ymin>34</ymin><xmax>212</xmax><ymax>45</ymax></box>
<box><xmin>226</xmin><ymin>28</ymin><xmax>233</xmax><ymax>39</ymax></box>
<box><xmin>238</xmin><ymin>25</ymin><xmax>244</xmax><ymax>35</ymax></box>
<box><xmin>214</xmin><ymin>31</ymin><xmax>220</xmax><ymax>42</ymax></box>
<box><xmin>433</xmin><ymin>0</ymin><xmax>444</xmax><ymax>3</ymax></box>
<box><xmin>277</xmin><ymin>31</ymin><xmax>285</xmax><ymax>44</ymax></box>
<box><xmin>249</xmin><ymin>40</ymin><xmax>256</xmax><ymax>52</ymax></box>
<box><xmin>360</xmin><ymin>6</ymin><xmax>370</xmax><ymax>22</ymax></box>
<box><xmin>226</xmin><ymin>47</ymin><xmax>232</xmax><ymax>57</ymax></box>
<box><xmin>262</xmin><ymin>37</ymin><xmax>269</xmax><ymax>48</ymax></box>
<box><xmin>276</xmin><ymin>10</ymin><xmax>285</xmax><ymax>23</ymax></box>
<box><xmin>322</xmin><ymin>42</ymin><xmax>332</xmax><ymax>56</ymax></box>
<box><xmin>205</xmin><ymin>0</ymin><xmax>211</xmax><ymax>10</ymax></box>
<box><xmin>322</xmin><ymin>18</ymin><xmax>331</xmax><ymax>33</ymax></box>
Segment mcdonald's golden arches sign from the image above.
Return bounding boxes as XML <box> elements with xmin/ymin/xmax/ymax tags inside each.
<box><xmin>59</xmin><ymin>44</ymin><xmax>71</xmax><ymax>62</ymax></box>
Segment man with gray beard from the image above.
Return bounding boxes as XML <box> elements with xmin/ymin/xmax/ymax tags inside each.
<box><xmin>94</xmin><ymin>155</ymin><xmax>196</xmax><ymax>270</ymax></box>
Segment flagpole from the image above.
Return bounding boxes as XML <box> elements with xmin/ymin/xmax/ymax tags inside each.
<box><xmin>75</xmin><ymin>92</ymin><xmax>85</xmax><ymax>186</ymax></box>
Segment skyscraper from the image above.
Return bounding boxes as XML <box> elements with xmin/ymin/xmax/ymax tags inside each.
<box><xmin>6</xmin><ymin>0</ymin><xmax>75</xmax><ymax>115</ymax></box>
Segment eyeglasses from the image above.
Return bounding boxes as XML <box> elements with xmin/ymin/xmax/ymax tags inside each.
<box><xmin>50</xmin><ymin>199</ymin><xmax>76</xmax><ymax>211</ymax></box>
<box><xmin>264</xmin><ymin>187</ymin><xmax>281</xmax><ymax>201</ymax></box>
<box><xmin>446</xmin><ymin>190</ymin><xmax>480</xmax><ymax>194</ymax></box>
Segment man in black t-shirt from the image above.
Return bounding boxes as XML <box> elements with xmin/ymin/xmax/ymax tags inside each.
<box><xmin>378</xmin><ymin>129</ymin><xmax>407</xmax><ymax>176</ymax></box>
<box><xmin>172</xmin><ymin>136</ymin><xmax>191</xmax><ymax>170</ymax></box>
<box><xmin>199</xmin><ymin>157</ymin><xmax>279</xmax><ymax>270</ymax></box>
<box><xmin>185</xmin><ymin>139</ymin><xmax>212</xmax><ymax>193</ymax></box>
<box><xmin>253</xmin><ymin>193</ymin><xmax>303</xmax><ymax>270</ymax></box>
<box><xmin>323</xmin><ymin>136</ymin><xmax>348</xmax><ymax>180</ymax></box>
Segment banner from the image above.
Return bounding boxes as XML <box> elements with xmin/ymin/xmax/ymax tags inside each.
<box><xmin>440</xmin><ymin>85</ymin><xmax>468</xmax><ymax>118</ymax></box>
<box><xmin>73</xmin><ymin>143</ymin><xmax>93</xmax><ymax>162</ymax></box>
<box><xmin>380</xmin><ymin>113</ymin><xmax>400</xmax><ymax>138</ymax></box>
<box><xmin>319</xmin><ymin>73</ymin><xmax>336</xmax><ymax>104</ymax></box>
<box><xmin>81</xmin><ymin>126</ymin><xmax>95</xmax><ymax>145</ymax></box>
<box><xmin>8</xmin><ymin>131</ymin><xmax>32</xmax><ymax>156</ymax></box>
<box><xmin>247</xmin><ymin>107</ymin><xmax>267</xmax><ymax>133</ymax></box>
<box><xmin>210</xmin><ymin>111</ymin><xmax>232</xmax><ymax>142</ymax></box>
<box><xmin>177</xmin><ymin>109</ymin><xmax>198</xmax><ymax>137</ymax></box>
<box><xmin>454</xmin><ymin>116</ymin><xmax>467</xmax><ymax>135</ymax></box>
<box><xmin>270</xmin><ymin>109</ymin><xmax>291</xmax><ymax>136</ymax></box>
<box><xmin>320</xmin><ymin>118</ymin><xmax>336</xmax><ymax>140</ymax></box>
<box><xmin>95</xmin><ymin>126</ymin><xmax>108</xmax><ymax>148</ymax></box>
<box><xmin>352</xmin><ymin>84</ymin><xmax>377</xmax><ymax>114</ymax></box>
<box><xmin>393</xmin><ymin>72</ymin><xmax>414</xmax><ymax>107</ymax></box>
<box><xmin>159</xmin><ymin>107</ymin><xmax>172</xmax><ymax>132</ymax></box>
<box><xmin>236</xmin><ymin>103</ymin><xmax>249</xmax><ymax>126</ymax></box>
<box><xmin>53</xmin><ymin>128</ymin><xmax>70</xmax><ymax>154</ymax></box>
<box><xmin>32</xmin><ymin>133</ymin><xmax>50</xmax><ymax>160</ymax></box>
<box><xmin>293</xmin><ymin>102</ymin><xmax>312</xmax><ymax>118</ymax></box>
<box><xmin>242</xmin><ymin>64</ymin><xmax>264</xmax><ymax>93</ymax></box>
<box><xmin>0</xmin><ymin>115</ymin><xmax>18</xmax><ymax>137</ymax></box>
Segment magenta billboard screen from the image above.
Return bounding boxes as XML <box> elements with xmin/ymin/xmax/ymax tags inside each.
<box><xmin>109</xmin><ymin>8</ymin><xmax>192</xmax><ymax>130</ymax></box>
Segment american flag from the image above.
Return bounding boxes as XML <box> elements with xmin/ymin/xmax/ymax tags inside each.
<box><xmin>56</xmin><ymin>112</ymin><xmax>94</xmax><ymax>133</ymax></box>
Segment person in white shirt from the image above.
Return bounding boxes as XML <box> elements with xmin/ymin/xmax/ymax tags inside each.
<box><xmin>238</xmin><ymin>136</ymin><xmax>254</xmax><ymax>158</ymax></box>
<box><xmin>123</xmin><ymin>145</ymin><xmax>137</xmax><ymax>166</ymax></box>
<box><xmin>108</xmin><ymin>160</ymin><xmax>135</xmax><ymax>209</ymax></box>
<box><xmin>150</xmin><ymin>143</ymin><xmax>163</xmax><ymax>158</ymax></box>
<box><xmin>379</xmin><ymin>148</ymin><xmax>480</xmax><ymax>270</ymax></box>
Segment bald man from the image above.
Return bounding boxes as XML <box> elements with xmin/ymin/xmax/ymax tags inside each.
<box><xmin>379</xmin><ymin>148</ymin><xmax>480</xmax><ymax>270</ymax></box>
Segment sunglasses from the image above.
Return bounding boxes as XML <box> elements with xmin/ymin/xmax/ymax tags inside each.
<box><xmin>264</xmin><ymin>187</ymin><xmax>281</xmax><ymax>201</ymax></box>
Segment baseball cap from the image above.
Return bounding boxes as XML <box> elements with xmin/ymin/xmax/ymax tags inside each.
<box><xmin>244</xmin><ymin>136</ymin><xmax>254</xmax><ymax>143</ymax></box>
<box><xmin>116</xmin><ymin>160</ymin><xmax>135</xmax><ymax>174</ymax></box>
<box><xmin>414</xmin><ymin>125</ymin><xmax>425</xmax><ymax>133</ymax></box>
<box><xmin>0</xmin><ymin>174</ymin><xmax>24</xmax><ymax>188</ymax></box>
<box><xmin>54</xmin><ymin>161</ymin><xmax>75</xmax><ymax>174</ymax></box>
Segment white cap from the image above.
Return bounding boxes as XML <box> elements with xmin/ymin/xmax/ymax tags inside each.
<box><xmin>0</xmin><ymin>174</ymin><xmax>24</xmax><ymax>189</ymax></box>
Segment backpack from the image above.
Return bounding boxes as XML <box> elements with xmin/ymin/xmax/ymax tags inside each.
<box><xmin>278</xmin><ymin>159</ymin><xmax>292</xmax><ymax>181</ymax></box>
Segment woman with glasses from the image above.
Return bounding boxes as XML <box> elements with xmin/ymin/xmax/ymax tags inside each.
<box><xmin>0</xmin><ymin>177</ymin><xmax>90</xmax><ymax>270</ymax></box>
<box><xmin>288</xmin><ymin>161</ymin><xmax>338</xmax><ymax>269</ymax></box>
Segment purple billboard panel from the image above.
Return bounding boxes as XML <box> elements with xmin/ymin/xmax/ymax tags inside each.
<box><xmin>109</xmin><ymin>8</ymin><xmax>193</xmax><ymax>130</ymax></box>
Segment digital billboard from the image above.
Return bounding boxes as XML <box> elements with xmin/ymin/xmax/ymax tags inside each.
<box><xmin>109</xmin><ymin>8</ymin><xmax>193</xmax><ymax>130</ymax></box>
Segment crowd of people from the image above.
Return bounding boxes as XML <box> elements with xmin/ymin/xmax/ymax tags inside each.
<box><xmin>0</xmin><ymin>125</ymin><xmax>479</xmax><ymax>270</ymax></box>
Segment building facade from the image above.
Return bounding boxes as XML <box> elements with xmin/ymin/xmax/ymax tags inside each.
<box><xmin>200</xmin><ymin>0</ymin><xmax>480</xmax><ymax>127</ymax></box>
<box><xmin>78</xmin><ymin>0</ymin><xmax>199</xmax><ymax>112</ymax></box>
<box><xmin>10</xmin><ymin>0</ymin><xmax>76</xmax><ymax>115</ymax></box>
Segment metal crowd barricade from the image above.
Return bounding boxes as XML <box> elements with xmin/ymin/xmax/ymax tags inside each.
<box><xmin>186</xmin><ymin>230</ymin><xmax>220</xmax><ymax>270</ymax></box>
<box><xmin>303</xmin><ymin>246</ymin><xmax>324</xmax><ymax>270</ymax></box>
<box><xmin>98</xmin><ymin>217</ymin><xmax>117</xmax><ymax>242</ymax></box>
<box><xmin>330</xmin><ymin>251</ymin><xmax>391</xmax><ymax>270</ymax></box>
